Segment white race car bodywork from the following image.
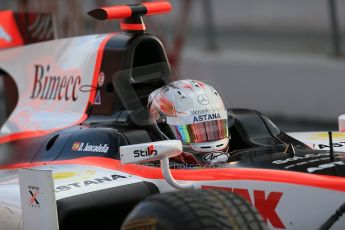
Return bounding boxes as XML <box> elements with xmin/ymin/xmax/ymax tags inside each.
<box><xmin>0</xmin><ymin>157</ymin><xmax>344</xmax><ymax>230</ymax></box>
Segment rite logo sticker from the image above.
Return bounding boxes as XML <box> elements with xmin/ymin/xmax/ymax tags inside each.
<box><xmin>28</xmin><ymin>185</ymin><xmax>40</xmax><ymax>208</ymax></box>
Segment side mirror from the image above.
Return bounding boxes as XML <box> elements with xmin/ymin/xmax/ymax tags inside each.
<box><xmin>120</xmin><ymin>140</ymin><xmax>182</xmax><ymax>164</ymax></box>
<box><xmin>120</xmin><ymin>140</ymin><xmax>194</xmax><ymax>190</ymax></box>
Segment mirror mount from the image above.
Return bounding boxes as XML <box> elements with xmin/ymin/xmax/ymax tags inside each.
<box><xmin>120</xmin><ymin>140</ymin><xmax>194</xmax><ymax>190</ymax></box>
<box><xmin>160</xmin><ymin>157</ymin><xmax>194</xmax><ymax>190</ymax></box>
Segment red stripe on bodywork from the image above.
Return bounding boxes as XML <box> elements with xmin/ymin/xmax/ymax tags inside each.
<box><xmin>2</xmin><ymin>156</ymin><xmax>345</xmax><ymax>192</ymax></box>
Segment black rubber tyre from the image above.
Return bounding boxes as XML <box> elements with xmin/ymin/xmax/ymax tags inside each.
<box><xmin>121</xmin><ymin>190</ymin><xmax>268</xmax><ymax>230</ymax></box>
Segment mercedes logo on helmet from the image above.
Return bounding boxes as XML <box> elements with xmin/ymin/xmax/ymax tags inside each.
<box><xmin>197</xmin><ymin>94</ymin><xmax>209</xmax><ymax>105</ymax></box>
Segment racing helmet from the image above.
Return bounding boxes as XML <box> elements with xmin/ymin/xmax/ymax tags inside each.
<box><xmin>148</xmin><ymin>79</ymin><xmax>229</xmax><ymax>152</ymax></box>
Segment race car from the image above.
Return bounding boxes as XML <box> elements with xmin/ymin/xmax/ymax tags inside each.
<box><xmin>0</xmin><ymin>1</ymin><xmax>344</xmax><ymax>230</ymax></box>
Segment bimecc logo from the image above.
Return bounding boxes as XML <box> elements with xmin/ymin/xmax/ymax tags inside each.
<box><xmin>134</xmin><ymin>145</ymin><xmax>157</xmax><ymax>158</ymax></box>
<box><xmin>71</xmin><ymin>142</ymin><xmax>109</xmax><ymax>153</ymax></box>
<box><xmin>31</xmin><ymin>64</ymin><xmax>81</xmax><ymax>101</ymax></box>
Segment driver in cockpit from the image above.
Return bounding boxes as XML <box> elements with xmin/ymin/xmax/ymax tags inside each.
<box><xmin>148</xmin><ymin>79</ymin><xmax>230</xmax><ymax>166</ymax></box>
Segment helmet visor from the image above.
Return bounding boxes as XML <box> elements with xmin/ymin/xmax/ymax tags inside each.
<box><xmin>172</xmin><ymin>119</ymin><xmax>228</xmax><ymax>143</ymax></box>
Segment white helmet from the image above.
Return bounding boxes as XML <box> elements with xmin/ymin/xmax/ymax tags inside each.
<box><xmin>148</xmin><ymin>79</ymin><xmax>229</xmax><ymax>152</ymax></box>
